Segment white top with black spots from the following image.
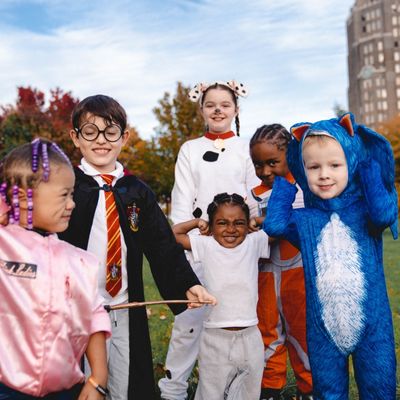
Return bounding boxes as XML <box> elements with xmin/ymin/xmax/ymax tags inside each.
<box><xmin>171</xmin><ymin>135</ymin><xmax>259</xmax><ymax>224</ymax></box>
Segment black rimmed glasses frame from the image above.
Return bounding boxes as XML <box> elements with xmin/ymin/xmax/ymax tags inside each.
<box><xmin>74</xmin><ymin>122</ymin><xmax>124</xmax><ymax>143</ymax></box>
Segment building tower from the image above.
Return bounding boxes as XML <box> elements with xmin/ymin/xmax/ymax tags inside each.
<box><xmin>347</xmin><ymin>0</ymin><xmax>400</xmax><ymax>128</ymax></box>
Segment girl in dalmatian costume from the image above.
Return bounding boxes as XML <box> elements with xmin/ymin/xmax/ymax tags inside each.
<box><xmin>263</xmin><ymin>113</ymin><xmax>398</xmax><ymax>399</ymax></box>
<box><xmin>159</xmin><ymin>81</ymin><xmax>260</xmax><ymax>400</ymax></box>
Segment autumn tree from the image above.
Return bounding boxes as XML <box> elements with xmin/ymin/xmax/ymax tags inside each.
<box><xmin>0</xmin><ymin>87</ymin><xmax>47</xmax><ymax>157</ymax></box>
<box><xmin>124</xmin><ymin>82</ymin><xmax>204</xmax><ymax>201</ymax></box>
<box><xmin>47</xmin><ymin>88</ymin><xmax>80</xmax><ymax>164</ymax></box>
<box><xmin>0</xmin><ymin>86</ymin><xmax>79</xmax><ymax>160</ymax></box>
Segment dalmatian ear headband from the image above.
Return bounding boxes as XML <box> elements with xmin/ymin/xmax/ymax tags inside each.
<box><xmin>188</xmin><ymin>80</ymin><xmax>248</xmax><ymax>103</ymax></box>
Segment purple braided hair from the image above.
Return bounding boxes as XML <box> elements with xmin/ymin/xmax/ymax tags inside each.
<box><xmin>51</xmin><ymin>142</ymin><xmax>72</xmax><ymax>169</ymax></box>
<box><xmin>41</xmin><ymin>141</ymin><xmax>50</xmax><ymax>182</ymax></box>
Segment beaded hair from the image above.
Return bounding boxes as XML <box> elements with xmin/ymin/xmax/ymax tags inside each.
<box><xmin>201</xmin><ymin>83</ymin><xmax>241</xmax><ymax>136</ymax></box>
<box><xmin>0</xmin><ymin>138</ymin><xmax>72</xmax><ymax>229</ymax></box>
<box><xmin>206</xmin><ymin>192</ymin><xmax>250</xmax><ymax>225</ymax></box>
<box><xmin>249</xmin><ymin>123</ymin><xmax>291</xmax><ymax>151</ymax></box>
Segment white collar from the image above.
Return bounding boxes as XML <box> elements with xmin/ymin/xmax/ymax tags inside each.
<box><xmin>79</xmin><ymin>158</ymin><xmax>125</xmax><ymax>179</ymax></box>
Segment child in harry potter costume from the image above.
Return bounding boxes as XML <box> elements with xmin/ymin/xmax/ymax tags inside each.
<box><xmin>58</xmin><ymin>94</ymin><xmax>216</xmax><ymax>400</ymax></box>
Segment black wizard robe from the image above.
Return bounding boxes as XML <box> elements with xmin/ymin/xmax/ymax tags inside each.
<box><xmin>59</xmin><ymin>167</ymin><xmax>201</xmax><ymax>400</ymax></box>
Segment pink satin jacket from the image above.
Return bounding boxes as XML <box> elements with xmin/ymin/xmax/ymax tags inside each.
<box><xmin>0</xmin><ymin>224</ymin><xmax>111</xmax><ymax>396</ymax></box>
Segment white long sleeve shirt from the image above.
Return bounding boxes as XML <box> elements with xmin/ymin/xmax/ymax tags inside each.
<box><xmin>171</xmin><ymin>135</ymin><xmax>260</xmax><ymax>224</ymax></box>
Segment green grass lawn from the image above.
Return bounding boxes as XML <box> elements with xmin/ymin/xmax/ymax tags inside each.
<box><xmin>144</xmin><ymin>229</ymin><xmax>400</xmax><ymax>399</ymax></box>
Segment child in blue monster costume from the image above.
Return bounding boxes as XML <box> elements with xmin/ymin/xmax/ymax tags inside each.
<box><xmin>263</xmin><ymin>113</ymin><xmax>398</xmax><ymax>400</ymax></box>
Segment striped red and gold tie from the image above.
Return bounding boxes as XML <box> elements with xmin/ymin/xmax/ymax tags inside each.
<box><xmin>101</xmin><ymin>174</ymin><xmax>122</xmax><ymax>297</ymax></box>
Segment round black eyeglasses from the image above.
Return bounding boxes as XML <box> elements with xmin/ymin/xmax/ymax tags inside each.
<box><xmin>75</xmin><ymin>123</ymin><xmax>123</xmax><ymax>143</ymax></box>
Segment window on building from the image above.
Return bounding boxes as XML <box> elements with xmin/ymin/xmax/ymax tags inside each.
<box><xmin>378</xmin><ymin>52</ymin><xmax>384</xmax><ymax>62</ymax></box>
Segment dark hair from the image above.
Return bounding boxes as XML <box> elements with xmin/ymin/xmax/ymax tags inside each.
<box><xmin>72</xmin><ymin>94</ymin><xmax>127</xmax><ymax>131</ymax></box>
<box><xmin>249</xmin><ymin>123</ymin><xmax>291</xmax><ymax>151</ymax></box>
<box><xmin>1</xmin><ymin>138</ymin><xmax>72</xmax><ymax>190</ymax></box>
<box><xmin>201</xmin><ymin>83</ymin><xmax>240</xmax><ymax>136</ymax></box>
<box><xmin>207</xmin><ymin>192</ymin><xmax>249</xmax><ymax>225</ymax></box>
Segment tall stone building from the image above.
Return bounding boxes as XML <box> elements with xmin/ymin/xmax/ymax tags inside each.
<box><xmin>347</xmin><ymin>0</ymin><xmax>400</xmax><ymax>128</ymax></box>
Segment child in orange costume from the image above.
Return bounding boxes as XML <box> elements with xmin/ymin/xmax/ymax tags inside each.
<box><xmin>249</xmin><ymin>124</ymin><xmax>313</xmax><ymax>400</ymax></box>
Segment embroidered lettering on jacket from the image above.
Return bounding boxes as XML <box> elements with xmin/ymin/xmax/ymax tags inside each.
<box><xmin>0</xmin><ymin>259</ymin><xmax>37</xmax><ymax>279</ymax></box>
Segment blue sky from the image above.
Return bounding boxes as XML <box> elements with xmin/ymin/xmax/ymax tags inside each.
<box><xmin>0</xmin><ymin>0</ymin><xmax>355</xmax><ymax>139</ymax></box>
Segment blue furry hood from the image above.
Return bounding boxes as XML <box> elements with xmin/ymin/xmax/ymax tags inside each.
<box><xmin>287</xmin><ymin>113</ymin><xmax>397</xmax><ymax>236</ymax></box>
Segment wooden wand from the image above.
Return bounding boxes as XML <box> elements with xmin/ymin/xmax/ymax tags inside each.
<box><xmin>104</xmin><ymin>299</ymin><xmax>213</xmax><ymax>312</ymax></box>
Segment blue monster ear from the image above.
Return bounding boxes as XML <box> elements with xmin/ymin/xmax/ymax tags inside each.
<box><xmin>287</xmin><ymin>122</ymin><xmax>312</xmax><ymax>197</ymax></box>
<box><xmin>291</xmin><ymin>123</ymin><xmax>311</xmax><ymax>142</ymax></box>
<box><xmin>339</xmin><ymin>113</ymin><xmax>355</xmax><ymax>137</ymax></box>
<box><xmin>356</xmin><ymin>118</ymin><xmax>398</xmax><ymax>238</ymax></box>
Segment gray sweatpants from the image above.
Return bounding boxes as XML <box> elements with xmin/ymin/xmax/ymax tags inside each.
<box><xmin>194</xmin><ymin>325</ymin><xmax>264</xmax><ymax>400</ymax></box>
<box><xmin>85</xmin><ymin>308</ymin><xmax>130</xmax><ymax>400</ymax></box>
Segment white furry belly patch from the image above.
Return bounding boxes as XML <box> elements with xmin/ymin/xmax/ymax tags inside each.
<box><xmin>315</xmin><ymin>213</ymin><xmax>365</xmax><ymax>354</ymax></box>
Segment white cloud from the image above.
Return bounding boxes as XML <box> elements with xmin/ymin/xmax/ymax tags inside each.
<box><xmin>0</xmin><ymin>0</ymin><xmax>354</xmax><ymax>139</ymax></box>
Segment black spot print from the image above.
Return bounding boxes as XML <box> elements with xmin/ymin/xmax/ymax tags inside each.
<box><xmin>166</xmin><ymin>370</ymin><xmax>172</xmax><ymax>379</ymax></box>
<box><xmin>202</xmin><ymin>151</ymin><xmax>219</xmax><ymax>162</ymax></box>
<box><xmin>192</xmin><ymin>208</ymin><xmax>202</xmax><ymax>218</ymax></box>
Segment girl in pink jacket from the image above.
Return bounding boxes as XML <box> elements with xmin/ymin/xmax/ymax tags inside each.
<box><xmin>0</xmin><ymin>138</ymin><xmax>111</xmax><ymax>400</ymax></box>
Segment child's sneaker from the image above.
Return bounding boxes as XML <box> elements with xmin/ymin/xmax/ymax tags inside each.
<box><xmin>260</xmin><ymin>387</ymin><xmax>281</xmax><ymax>400</ymax></box>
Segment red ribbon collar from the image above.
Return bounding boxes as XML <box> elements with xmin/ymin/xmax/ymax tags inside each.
<box><xmin>204</xmin><ymin>131</ymin><xmax>235</xmax><ymax>140</ymax></box>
